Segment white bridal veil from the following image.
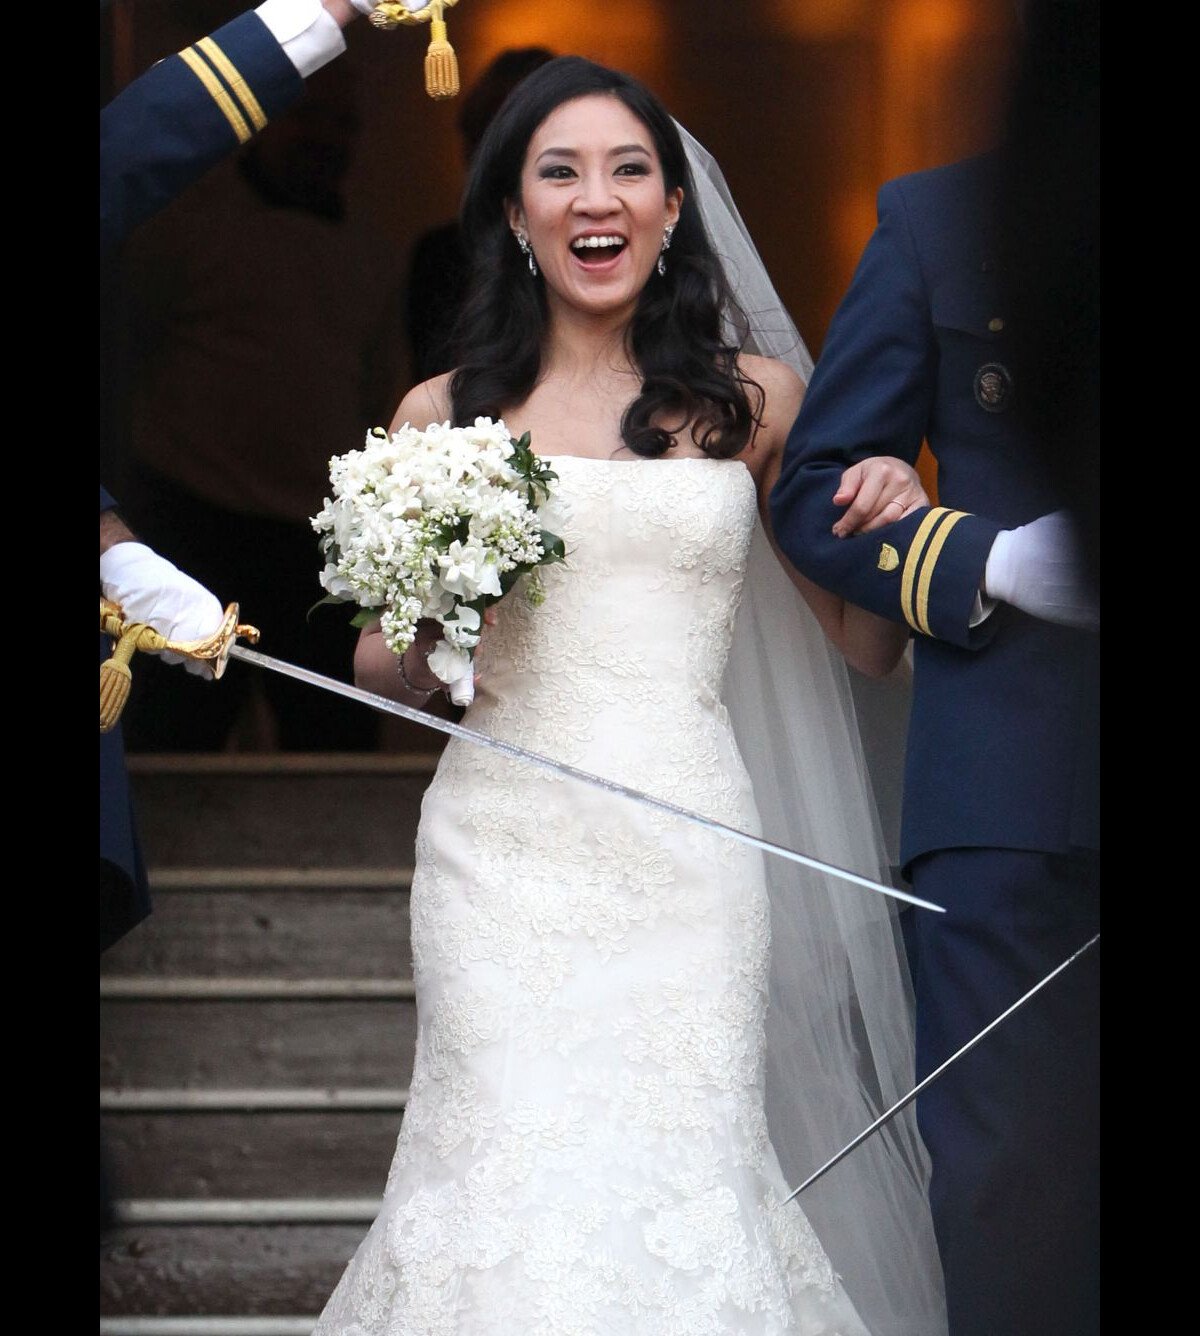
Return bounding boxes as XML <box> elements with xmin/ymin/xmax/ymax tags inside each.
<box><xmin>678</xmin><ymin>123</ymin><xmax>948</xmax><ymax>1335</ymax></box>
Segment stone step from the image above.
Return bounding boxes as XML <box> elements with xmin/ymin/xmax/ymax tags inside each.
<box><xmin>102</xmin><ymin>1110</ymin><xmax>400</xmax><ymax>1199</ymax></box>
<box><xmin>99</xmin><ymin>1222</ymin><xmax>361</xmax><ymax>1318</ymax></box>
<box><xmin>127</xmin><ymin>754</ymin><xmax>439</xmax><ymax>868</ymax></box>
<box><xmin>101</xmin><ymin>1323</ymin><xmax>316</xmax><ymax>1335</ymax></box>
<box><xmin>100</xmin><ymin>879</ymin><xmax>413</xmax><ymax>979</ymax></box>
<box><xmin>101</xmin><ymin>998</ymin><xmax>418</xmax><ymax>1089</ymax></box>
<box><xmin>101</xmin><ymin>1322</ymin><xmax>317</xmax><ymax>1335</ymax></box>
<box><xmin>104</xmin><ymin>756</ymin><xmax>428</xmax><ymax>1320</ymax></box>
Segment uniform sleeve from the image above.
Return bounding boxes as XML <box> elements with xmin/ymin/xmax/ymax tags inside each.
<box><xmin>769</xmin><ymin>179</ymin><xmax>1000</xmax><ymax>650</ymax></box>
<box><xmin>99</xmin><ymin>11</ymin><xmax>304</xmax><ymax>256</ymax></box>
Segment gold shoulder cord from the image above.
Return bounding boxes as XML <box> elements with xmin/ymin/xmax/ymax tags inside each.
<box><xmin>99</xmin><ymin>598</ymin><xmax>260</xmax><ymax>733</ymax></box>
<box><xmin>370</xmin><ymin>0</ymin><xmax>463</xmax><ymax>100</ymax></box>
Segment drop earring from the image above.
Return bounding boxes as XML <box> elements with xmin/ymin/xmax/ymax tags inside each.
<box><xmin>515</xmin><ymin>231</ymin><xmax>538</xmax><ymax>277</ymax></box>
<box><xmin>657</xmin><ymin>223</ymin><xmax>675</xmax><ymax>277</ymax></box>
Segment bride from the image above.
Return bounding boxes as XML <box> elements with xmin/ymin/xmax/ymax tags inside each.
<box><xmin>316</xmin><ymin>56</ymin><xmax>945</xmax><ymax>1336</ymax></box>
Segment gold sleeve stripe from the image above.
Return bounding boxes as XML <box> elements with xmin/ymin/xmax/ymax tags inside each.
<box><xmin>179</xmin><ymin>46</ymin><xmax>252</xmax><ymax>144</ymax></box>
<box><xmin>900</xmin><ymin>507</ymin><xmax>950</xmax><ymax>633</ymax></box>
<box><xmin>196</xmin><ymin>37</ymin><xmax>268</xmax><ymax>133</ymax></box>
<box><xmin>914</xmin><ymin>509</ymin><xmax>968</xmax><ymax>637</ymax></box>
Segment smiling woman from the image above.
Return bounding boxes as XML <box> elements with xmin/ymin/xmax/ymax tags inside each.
<box><xmin>505</xmin><ymin>97</ymin><xmax>681</xmax><ymax>321</ymax></box>
<box><xmin>322</xmin><ymin>55</ymin><xmax>945</xmax><ymax>1336</ymax></box>
<box><xmin>445</xmin><ymin>57</ymin><xmax>766</xmax><ymax>465</ymax></box>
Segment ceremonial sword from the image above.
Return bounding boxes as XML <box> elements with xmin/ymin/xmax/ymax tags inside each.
<box><xmin>226</xmin><ymin>643</ymin><xmax>944</xmax><ymax>915</ymax></box>
<box><xmin>227</xmin><ymin>646</ymin><xmax>1096</xmax><ymax>1208</ymax></box>
<box><xmin>778</xmin><ymin>930</ymin><xmax>1100</xmax><ymax>1204</ymax></box>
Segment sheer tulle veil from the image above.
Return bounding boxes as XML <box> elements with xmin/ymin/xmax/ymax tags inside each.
<box><xmin>678</xmin><ymin>123</ymin><xmax>948</xmax><ymax>1335</ymax></box>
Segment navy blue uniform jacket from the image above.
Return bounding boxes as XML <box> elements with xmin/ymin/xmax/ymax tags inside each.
<box><xmin>100</xmin><ymin>11</ymin><xmax>303</xmax><ymax>256</ymax></box>
<box><xmin>100</xmin><ymin>13</ymin><xmax>304</xmax><ymax>944</ymax></box>
<box><xmin>770</xmin><ymin>156</ymin><xmax>1099</xmax><ymax>871</ymax></box>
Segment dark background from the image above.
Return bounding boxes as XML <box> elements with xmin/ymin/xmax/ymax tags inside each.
<box><xmin>100</xmin><ymin>0</ymin><xmax>1018</xmax><ymax>373</ymax></box>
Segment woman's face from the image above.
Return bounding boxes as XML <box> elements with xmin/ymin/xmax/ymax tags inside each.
<box><xmin>506</xmin><ymin>93</ymin><xmax>683</xmax><ymax>322</ymax></box>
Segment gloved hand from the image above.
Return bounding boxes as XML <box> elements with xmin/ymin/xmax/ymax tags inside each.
<box><xmin>983</xmin><ymin>511</ymin><xmax>1099</xmax><ymax>631</ymax></box>
<box><xmin>100</xmin><ymin>542</ymin><xmax>226</xmax><ymax>678</ymax></box>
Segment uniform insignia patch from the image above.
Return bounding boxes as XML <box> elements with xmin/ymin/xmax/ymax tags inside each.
<box><xmin>974</xmin><ymin>362</ymin><xmax>1013</xmax><ymax>413</ymax></box>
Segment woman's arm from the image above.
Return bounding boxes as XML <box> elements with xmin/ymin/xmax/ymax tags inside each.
<box><xmin>356</xmin><ymin>366</ymin><xmax>501</xmax><ymax>703</ymax></box>
<box><xmin>742</xmin><ymin>355</ymin><xmax>921</xmax><ymax>678</ymax></box>
<box><xmin>387</xmin><ymin>372</ymin><xmax>455</xmax><ymax>433</ymax></box>
<box><xmin>352</xmin><ymin>374</ymin><xmax>458</xmax><ymax>702</ymax></box>
<box><xmin>354</xmin><ymin>616</ymin><xmax>446</xmax><ymax>703</ymax></box>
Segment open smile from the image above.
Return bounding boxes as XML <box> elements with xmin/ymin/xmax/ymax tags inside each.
<box><xmin>569</xmin><ymin>234</ymin><xmax>628</xmax><ymax>268</ymax></box>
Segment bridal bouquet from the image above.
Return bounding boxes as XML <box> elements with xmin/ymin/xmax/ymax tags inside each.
<box><xmin>312</xmin><ymin>417</ymin><xmax>563</xmax><ymax>705</ymax></box>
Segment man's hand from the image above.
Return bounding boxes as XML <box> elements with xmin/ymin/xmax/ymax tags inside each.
<box><xmin>831</xmin><ymin>457</ymin><xmax>930</xmax><ymax>538</ymax></box>
<box><xmin>100</xmin><ymin>542</ymin><xmax>227</xmax><ymax>678</ymax></box>
<box><xmin>983</xmin><ymin>510</ymin><xmax>1100</xmax><ymax>631</ymax></box>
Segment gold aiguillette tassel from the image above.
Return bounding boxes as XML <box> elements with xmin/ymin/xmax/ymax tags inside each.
<box><xmin>100</xmin><ymin>624</ymin><xmax>148</xmax><ymax>733</ymax></box>
<box><xmin>424</xmin><ymin>3</ymin><xmax>459</xmax><ymax>99</ymax></box>
<box><xmin>367</xmin><ymin>1</ymin><xmax>462</xmax><ymax>100</ymax></box>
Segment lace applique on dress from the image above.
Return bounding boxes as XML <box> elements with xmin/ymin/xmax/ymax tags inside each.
<box><xmin>314</xmin><ymin>458</ymin><xmax>869</xmax><ymax>1336</ymax></box>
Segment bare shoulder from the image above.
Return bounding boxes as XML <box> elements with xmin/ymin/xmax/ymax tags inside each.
<box><xmin>737</xmin><ymin>353</ymin><xmax>805</xmax><ymax>459</ymax></box>
<box><xmin>737</xmin><ymin>353</ymin><xmax>805</xmax><ymax>412</ymax></box>
<box><xmin>389</xmin><ymin>372</ymin><xmax>455</xmax><ymax>432</ymax></box>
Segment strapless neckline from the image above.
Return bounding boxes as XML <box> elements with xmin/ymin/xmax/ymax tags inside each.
<box><xmin>537</xmin><ymin>453</ymin><xmax>751</xmax><ymax>473</ymax></box>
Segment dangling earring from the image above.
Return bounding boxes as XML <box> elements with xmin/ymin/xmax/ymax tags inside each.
<box><xmin>657</xmin><ymin>223</ymin><xmax>675</xmax><ymax>277</ymax></box>
<box><xmin>514</xmin><ymin>231</ymin><xmax>538</xmax><ymax>277</ymax></box>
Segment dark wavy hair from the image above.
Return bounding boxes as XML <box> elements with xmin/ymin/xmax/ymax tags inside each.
<box><xmin>447</xmin><ymin>56</ymin><xmax>761</xmax><ymax>458</ymax></box>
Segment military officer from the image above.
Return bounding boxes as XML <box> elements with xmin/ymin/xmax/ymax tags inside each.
<box><xmin>99</xmin><ymin>0</ymin><xmax>406</xmax><ymax>948</ymax></box>
<box><xmin>99</xmin><ymin>0</ymin><xmax>417</xmax><ymax>255</ymax></box>
<box><xmin>769</xmin><ymin>152</ymin><xmax>1100</xmax><ymax>1336</ymax></box>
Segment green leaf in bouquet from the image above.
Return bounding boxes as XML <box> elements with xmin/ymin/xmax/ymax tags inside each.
<box><xmin>539</xmin><ymin>530</ymin><xmax>566</xmax><ymax>564</ymax></box>
<box><xmin>306</xmin><ymin>592</ymin><xmax>348</xmax><ymax>622</ymax></box>
<box><xmin>509</xmin><ymin>430</ymin><xmax>534</xmax><ymax>464</ymax></box>
<box><xmin>509</xmin><ymin>431</ymin><xmax>558</xmax><ymax>508</ymax></box>
<box><xmin>349</xmin><ymin>609</ymin><xmax>381</xmax><ymax>629</ymax></box>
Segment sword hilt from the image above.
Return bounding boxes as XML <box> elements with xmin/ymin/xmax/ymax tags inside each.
<box><xmin>99</xmin><ymin>598</ymin><xmax>260</xmax><ymax>732</ymax></box>
<box><xmin>367</xmin><ymin>0</ymin><xmax>462</xmax><ymax>99</ymax></box>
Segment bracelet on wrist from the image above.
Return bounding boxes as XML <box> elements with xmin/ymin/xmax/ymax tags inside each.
<box><xmin>397</xmin><ymin>647</ymin><xmax>439</xmax><ymax>698</ymax></box>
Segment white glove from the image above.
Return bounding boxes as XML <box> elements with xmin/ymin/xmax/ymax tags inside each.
<box><xmin>983</xmin><ymin>511</ymin><xmax>1099</xmax><ymax>631</ymax></box>
<box><xmin>100</xmin><ymin>542</ymin><xmax>226</xmax><ymax>679</ymax></box>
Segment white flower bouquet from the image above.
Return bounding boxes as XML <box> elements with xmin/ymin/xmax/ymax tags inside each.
<box><xmin>312</xmin><ymin>417</ymin><xmax>563</xmax><ymax>705</ymax></box>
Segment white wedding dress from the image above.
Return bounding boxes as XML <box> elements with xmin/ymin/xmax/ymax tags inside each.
<box><xmin>314</xmin><ymin>455</ymin><xmax>883</xmax><ymax>1334</ymax></box>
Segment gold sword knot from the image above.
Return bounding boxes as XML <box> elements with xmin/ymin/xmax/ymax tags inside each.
<box><xmin>99</xmin><ymin>597</ymin><xmax>260</xmax><ymax>732</ymax></box>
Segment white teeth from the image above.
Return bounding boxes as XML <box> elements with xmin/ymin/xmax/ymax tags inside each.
<box><xmin>571</xmin><ymin>235</ymin><xmax>625</xmax><ymax>251</ymax></box>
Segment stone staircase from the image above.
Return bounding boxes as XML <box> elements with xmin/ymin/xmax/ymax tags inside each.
<box><xmin>99</xmin><ymin>753</ymin><xmax>442</xmax><ymax>1335</ymax></box>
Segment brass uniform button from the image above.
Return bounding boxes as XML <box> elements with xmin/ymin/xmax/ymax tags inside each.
<box><xmin>988</xmin><ymin>317</ymin><xmax>1005</xmax><ymax>332</ymax></box>
<box><xmin>877</xmin><ymin>543</ymin><xmax>900</xmax><ymax>573</ymax></box>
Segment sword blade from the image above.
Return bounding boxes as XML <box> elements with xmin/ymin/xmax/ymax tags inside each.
<box><xmin>229</xmin><ymin>644</ymin><xmax>944</xmax><ymax>913</ymax></box>
<box><xmin>778</xmin><ymin>931</ymin><xmax>1100</xmax><ymax>1206</ymax></box>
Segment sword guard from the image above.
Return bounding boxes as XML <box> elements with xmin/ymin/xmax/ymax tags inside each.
<box><xmin>369</xmin><ymin>0</ymin><xmax>460</xmax><ymax>29</ymax></box>
<box><xmin>99</xmin><ymin>598</ymin><xmax>260</xmax><ymax>732</ymax></box>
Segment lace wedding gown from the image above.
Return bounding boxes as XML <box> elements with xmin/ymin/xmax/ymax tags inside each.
<box><xmin>314</xmin><ymin>456</ymin><xmax>872</xmax><ymax>1335</ymax></box>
